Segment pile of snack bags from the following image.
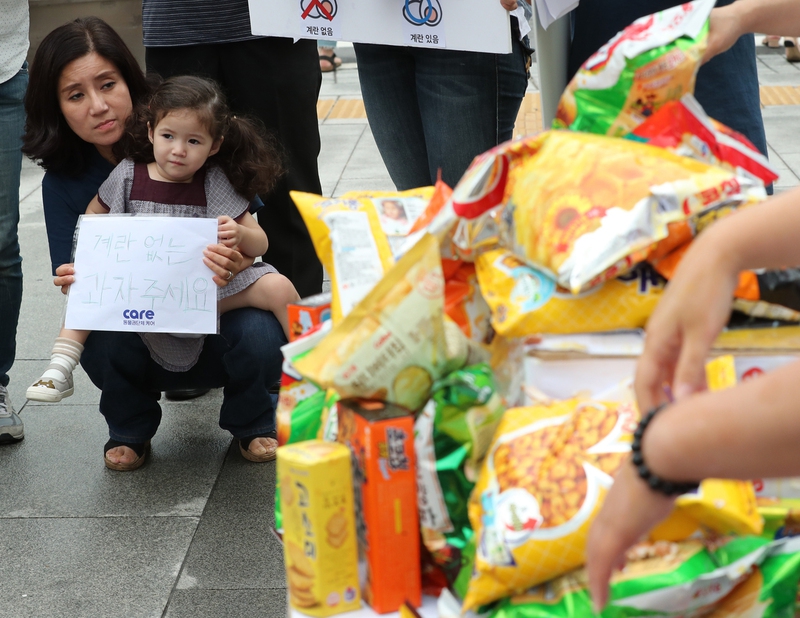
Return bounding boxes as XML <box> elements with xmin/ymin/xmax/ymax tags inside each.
<box><xmin>275</xmin><ymin>2</ymin><xmax>800</xmax><ymax>617</ymax></box>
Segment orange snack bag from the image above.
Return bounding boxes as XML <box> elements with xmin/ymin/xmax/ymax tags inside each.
<box><xmin>336</xmin><ymin>399</ymin><xmax>421</xmax><ymax>613</ymax></box>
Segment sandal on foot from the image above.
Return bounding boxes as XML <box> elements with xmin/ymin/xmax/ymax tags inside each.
<box><xmin>239</xmin><ymin>431</ymin><xmax>278</xmax><ymax>463</ymax></box>
<box><xmin>787</xmin><ymin>39</ymin><xmax>800</xmax><ymax>63</ymax></box>
<box><xmin>319</xmin><ymin>52</ymin><xmax>342</xmax><ymax>73</ymax></box>
<box><xmin>763</xmin><ymin>35</ymin><xmax>782</xmax><ymax>48</ymax></box>
<box><xmin>104</xmin><ymin>438</ymin><xmax>151</xmax><ymax>471</ymax></box>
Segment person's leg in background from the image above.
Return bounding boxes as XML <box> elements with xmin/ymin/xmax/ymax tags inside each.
<box><xmin>318</xmin><ymin>39</ymin><xmax>342</xmax><ymax>73</ymax></box>
<box><xmin>0</xmin><ymin>64</ymin><xmax>27</xmax><ymax>444</ymax></box>
<box><xmin>414</xmin><ymin>46</ymin><xmax>524</xmax><ymax>187</ymax></box>
<box><xmin>222</xmin><ymin>38</ymin><xmax>324</xmax><ymax>298</ymax></box>
<box><xmin>354</xmin><ymin>43</ymin><xmax>433</xmax><ymax>189</ymax></box>
<box><xmin>497</xmin><ymin>32</ymin><xmax>532</xmax><ymax>143</ymax></box>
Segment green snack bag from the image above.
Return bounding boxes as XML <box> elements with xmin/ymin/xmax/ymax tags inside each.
<box><xmin>554</xmin><ymin>0</ymin><xmax>714</xmax><ymax>137</ymax></box>
<box><xmin>414</xmin><ymin>363</ymin><xmax>505</xmax><ymax>595</ymax></box>
<box><xmin>490</xmin><ymin>537</ymin><xmax>800</xmax><ymax>618</ymax></box>
<box><xmin>274</xmin><ymin>327</ymin><xmax>330</xmax><ymax>533</ymax></box>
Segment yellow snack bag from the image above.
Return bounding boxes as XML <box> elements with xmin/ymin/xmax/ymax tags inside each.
<box><xmin>475</xmin><ymin>249</ymin><xmax>664</xmax><ymax>336</ymax></box>
<box><xmin>291</xmin><ymin>188</ymin><xmax>434</xmax><ymax>322</ymax></box>
<box><xmin>278</xmin><ymin>440</ymin><xmax>361</xmax><ymax>616</ymax></box>
<box><xmin>465</xmin><ymin>398</ymin><xmax>640</xmax><ymax>610</ymax></box>
<box><xmin>294</xmin><ymin>234</ymin><xmax>458</xmax><ymax>413</ymax></box>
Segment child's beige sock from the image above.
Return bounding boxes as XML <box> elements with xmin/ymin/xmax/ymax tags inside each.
<box><xmin>41</xmin><ymin>337</ymin><xmax>84</xmax><ymax>380</ymax></box>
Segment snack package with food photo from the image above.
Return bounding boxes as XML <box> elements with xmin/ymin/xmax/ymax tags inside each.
<box><xmin>490</xmin><ymin>536</ymin><xmax>800</xmax><ymax>618</ymax></box>
<box><xmin>475</xmin><ymin>250</ymin><xmax>665</xmax><ymax>336</ymax></box>
<box><xmin>554</xmin><ymin>0</ymin><xmax>715</xmax><ymax>137</ymax></box>
<box><xmin>414</xmin><ymin>363</ymin><xmax>505</xmax><ymax>597</ymax></box>
<box><xmin>452</xmin><ymin>130</ymin><xmax>765</xmax><ymax>294</ymax></box>
<box><xmin>291</xmin><ymin>187</ymin><xmax>434</xmax><ymax>322</ymax></box>
<box><xmin>294</xmin><ymin>234</ymin><xmax>484</xmax><ymax>413</ymax></box>
<box><xmin>464</xmin><ymin>361</ymin><xmax>761</xmax><ymax>611</ymax></box>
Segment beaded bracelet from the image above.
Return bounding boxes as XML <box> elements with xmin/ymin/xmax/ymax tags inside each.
<box><xmin>631</xmin><ymin>404</ymin><xmax>700</xmax><ymax>496</ymax></box>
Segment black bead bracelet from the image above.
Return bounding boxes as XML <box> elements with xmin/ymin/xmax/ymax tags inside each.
<box><xmin>631</xmin><ymin>403</ymin><xmax>700</xmax><ymax>496</ymax></box>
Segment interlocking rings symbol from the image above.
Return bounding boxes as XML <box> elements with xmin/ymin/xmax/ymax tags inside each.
<box><xmin>301</xmin><ymin>0</ymin><xmax>337</xmax><ymax>20</ymax></box>
<box><xmin>403</xmin><ymin>0</ymin><xmax>442</xmax><ymax>26</ymax></box>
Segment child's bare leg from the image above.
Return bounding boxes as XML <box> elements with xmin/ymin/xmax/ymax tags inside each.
<box><xmin>218</xmin><ymin>274</ymin><xmax>300</xmax><ymax>340</ymax></box>
<box><xmin>26</xmin><ymin>327</ymin><xmax>90</xmax><ymax>402</ymax></box>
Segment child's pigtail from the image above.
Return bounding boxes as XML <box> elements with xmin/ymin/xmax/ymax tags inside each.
<box><xmin>216</xmin><ymin>115</ymin><xmax>285</xmax><ymax>200</ymax></box>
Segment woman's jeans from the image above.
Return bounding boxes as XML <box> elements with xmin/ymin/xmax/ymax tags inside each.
<box><xmin>0</xmin><ymin>64</ymin><xmax>27</xmax><ymax>389</ymax></box>
<box><xmin>354</xmin><ymin>36</ymin><xmax>530</xmax><ymax>190</ymax></box>
<box><xmin>80</xmin><ymin>308</ymin><xmax>286</xmax><ymax>443</ymax></box>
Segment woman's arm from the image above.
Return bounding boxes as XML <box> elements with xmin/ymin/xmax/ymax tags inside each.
<box><xmin>588</xmin><ymin>359</ymin><xmax>800</xmax><ymax>610</ymax></box>
<box><xmin>217</xmin><ymin>212</ymin><xmax>268</xmax><ymax>258</ymax></box>
<box><xmin>203</xmin><ymin>243</ymin><xmax>255</xmax><ymax>287</ymax></box>
<box><xmin>706</xmin><ymin>0</ymin><xmax>800</xmax><ymax>60</ymax></box>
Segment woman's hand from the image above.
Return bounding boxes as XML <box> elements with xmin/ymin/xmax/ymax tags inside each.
<box><xmin>203</xmin><ymin>243</ymin><xmax>254</xmax><ymax>287</ymax></box>
<box><xmin>54</xmin><ymin>263</ymin><xmax>76</xmax><ymax>295</ymax></box>
<box><xmin>500</xmin><ymin>0</ymin><xmax>517</xmax><ymax>10</ymax></box>
<box><xmin>218</xmin><ymin>215</ymin><xmax>243</xmax><ymax>249</ymax></box>
<box><xmin>703</xmin><ymin>6</ymin><xmax>745</xmax><ymax>63</ymax></box>
<box><xmin>586</xmin><ymin>461</ymin><xmax>676</xmax><ymax>612</ymax></box>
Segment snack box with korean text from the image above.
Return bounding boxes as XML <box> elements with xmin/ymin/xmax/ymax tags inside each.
<box><xmin>288</xmin><ymin>292</ymin><xmax>332</xmax><ymax>341</ymax></box>
<box><xmin>278</xmin><ymin>440</ymin><xmax>361</xmax><ymax>617</ymax></box>
<box><xmin>336</xmin><ymin>399</ymin><xmax>422</xmax><ymax>614</ymax></box>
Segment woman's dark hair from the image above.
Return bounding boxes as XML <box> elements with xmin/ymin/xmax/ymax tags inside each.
<box><xmin>121</xmin><ymin>75</ymin><xmax>284</xmax><ymax>200</ymax></box>
<box><xmin>22</xmin><ymin>16</ymin><xmax>148</xmax><ymax>176</ymax></box>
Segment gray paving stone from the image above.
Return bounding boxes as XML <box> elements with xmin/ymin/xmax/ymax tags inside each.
<box><xmin>319</xmin><ymin>64</ymin><xmax>363</xmax><ymax>98</ymax></box>
<box><xmin>164</xmin><ymin>589</ymin><xmax>288</xmax><ymax>618</ymax></box>
<box><xmin>0</xmin><ymin>517</ymin><xmax>198</xmax><ymax>618</ymax></box>
<box><xmin>318</xmin><ymin>124</ymin><xmax>368</xmax><ymax>196</ymax></box>
<box><xmin>170</xmin><ymin>443</ymin><xmax>287</xmax><ymax>591</ymax></box>
<box><xmin>763</xmin><ymin>107</ymin><xmax>800</xmax><ymax>157</ymax></box>
<box><xmin>0</xmin><ymin>398</ymin><xmax>229</xmax><ymax>518</ymax></box>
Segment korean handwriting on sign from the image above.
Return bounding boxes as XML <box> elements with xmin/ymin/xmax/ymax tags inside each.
<box><xmin>296</xmin><ymin>481</ymin><xmax>316</xmax><ymax>559</ymax></box>
<box><xmin>386</xmin><ymin>427</ymin><xmax>409</xmax><ymax>472</ymax></box>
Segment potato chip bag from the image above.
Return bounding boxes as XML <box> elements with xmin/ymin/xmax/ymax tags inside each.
<box><xmin>497</xmin><ymin>131</ymin><xmax>764</xmax><ymax>292</ymax></box>
<box><xmin>444</xmin><ymin>260</ymin><xmax>492</xmax><ymax>344</ymax></box>
<box><xmin>475</xmin><ymin>250</ymin><xmax>665</xmax><ymax>336</ymax></box>
<box><xmin>414</xmin><ymin>364</ymin><xmax>505</xmax><ymax>594</ymax></box>
<box><xmin>631</xmin><ymin>94</ymin><xmax>779</xmax><ymax>186</ymax></box>
<box><xmin>291</xmin><ymin>187</ymin><xmax>434</xmax><ymax>322</ymax></box>
<box><xmin>294</xmin><ymin>234</ymin><xmax>463</xmax><ymax>413</ymax></box>
<box><xmin>554</xmin><ymin>0</ymin><xmax>714</xmax><ymax>137</ymax></box>
<box><xmin>465</xmin><ymin>398</ymin><xmax>640</xmax><ymax>609</ymax></box>
<box><xmin>490</xmin><ymin>536</ymin><xmax>800</xmax><ymax>618</ymax></box>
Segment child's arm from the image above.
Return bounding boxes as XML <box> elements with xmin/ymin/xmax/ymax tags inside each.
<box><xmin>85</xmin><ymin>195</ymin><xmax>108</xmax><ymax>215</ymax></box>
<box><xmin>217</xmin><ymin>213</ymin><xmax>268</xmax><ymax>258</ymax></box>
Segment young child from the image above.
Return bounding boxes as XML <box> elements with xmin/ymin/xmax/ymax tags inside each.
<box><xmin>27</xmin><ymin>75</ymin><xmax>300</xmax><ymax>402</ymax></box>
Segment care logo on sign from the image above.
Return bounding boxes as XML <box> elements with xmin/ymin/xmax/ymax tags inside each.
<box><xmin>123</xmin><ymin>308</ymin><xmax>156</xmax><ymax>327</ymax></box>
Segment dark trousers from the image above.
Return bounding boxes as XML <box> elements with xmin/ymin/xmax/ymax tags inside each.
<box><xmin>146</xmin><ymin>37</ymin><xmax>325</xmax><ymax>297</ymax></box>
<box><xmin>568</xmin><ymin>0</ymin><xmax>769</xmax><ymax>163</ymax></box>
<box><xmin>81</xmin><ymin>308</ymin><xmax>286</xmax><ymax>442</ymax></box>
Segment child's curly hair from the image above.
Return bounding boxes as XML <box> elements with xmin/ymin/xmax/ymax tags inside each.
<box><xmin>116</xmin><ymin>74</ymin><xmax>284</xmax><ymax>200</ymax></box>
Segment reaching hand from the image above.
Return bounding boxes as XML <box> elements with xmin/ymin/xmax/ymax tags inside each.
<box><xmin>586</xmin><ymin>461</ymin><xmax>676</xmax><ymax>611</ymax></box>
<box><xmin>634</xmin><ymin>237</ymin><xmax>738</xmax><ymax>412</ymax></box>
<box><xmin>54</xmin><ymin>263</ymin><xmax>76</xmax><ymax>295</ymax></box>
<box><xmin>217</xmin><ymin>215</ymin><xmax>244</xmax><ymax>249</ymax></box>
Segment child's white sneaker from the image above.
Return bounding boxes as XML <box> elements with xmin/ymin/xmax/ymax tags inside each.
<box><xmin>26</xmin><ymin>372</ymin><xmax>74</xmax><ymax>402</ymax></box>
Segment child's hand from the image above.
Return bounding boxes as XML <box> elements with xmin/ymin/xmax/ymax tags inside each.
<box><xmin>218</xmin><ymin>216</ymin><xmax>243</xmax><ymax>248</ymax></box>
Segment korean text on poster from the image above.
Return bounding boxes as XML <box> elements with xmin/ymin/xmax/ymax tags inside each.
<box><xmin>64</xmin><ymin>215</ymin><xmax>218</xmax><ymax>334</ymax></box>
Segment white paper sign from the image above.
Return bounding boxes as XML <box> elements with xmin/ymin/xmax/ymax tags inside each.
<box><xmin>248</xmin><ymin>0</ymin><xmax>510</xmax><ymax>54</ymax></box>
<box><xmin>64</xmin><ymin>215</ymin><xmax>218</xmax><ymax>334</ymax></box>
